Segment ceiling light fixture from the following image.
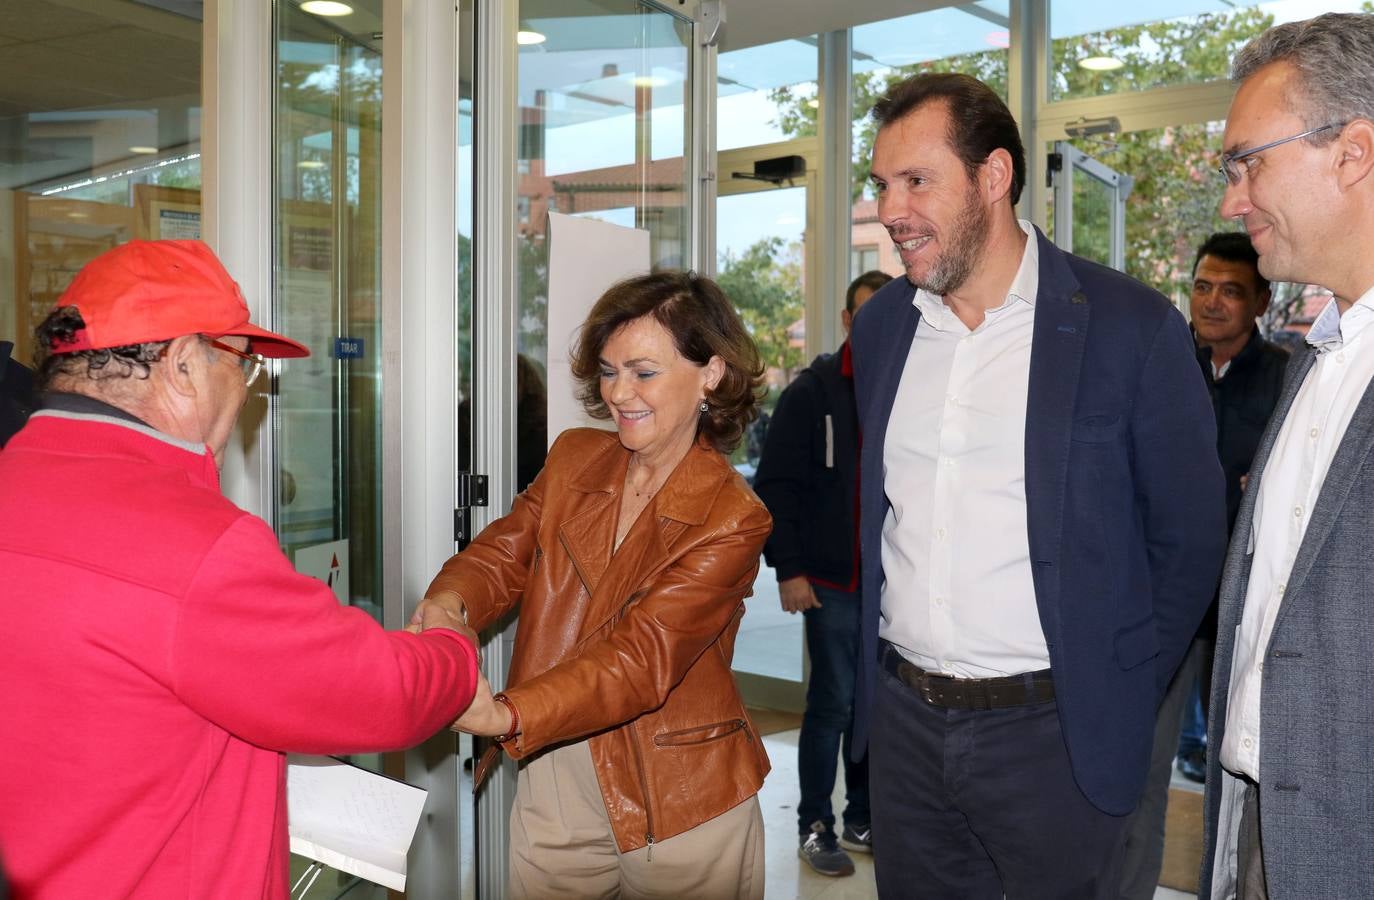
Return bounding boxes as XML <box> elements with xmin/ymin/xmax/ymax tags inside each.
<box><xmin>1079</xmin><ymin>55</ymin><xmax>1124</xmax><ymax>71</ymax></box>
<box><xmin>129</xmin><ymin>146</ymin><xmax>158</xmax><ymax>155</ymax></box>
<box><xmin>301</xmin><ymin>1</ymin><xmax>353</xmax><ymax>16</ymax></box>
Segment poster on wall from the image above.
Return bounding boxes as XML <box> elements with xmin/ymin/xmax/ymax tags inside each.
<box><xmin>276</xmin><ymin>203</ymin><xmax>337</xmax><ymax>549</ymax></box>
<box><xmin>545</xmin><ymin>212</ymin><xmax>651</xmax><ymax>446</ymax></box>
<box><xmin>294</xmin><ymin>539</ymin><xmax>350</xmax><ymax>605</ymax></box>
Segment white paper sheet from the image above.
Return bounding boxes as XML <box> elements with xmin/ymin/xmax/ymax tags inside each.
<box><xmin>545</xmin><ymin>211</ymin><xmax>652</xmax><ymax>445</ymax></box>
<box><xmin>286</xmin><ymin>754</ymin><xmax>428</xmax><ymax>892</ymax></box>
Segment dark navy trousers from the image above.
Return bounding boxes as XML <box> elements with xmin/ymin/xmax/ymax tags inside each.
<box><xmin>870</xmin><ymin>643</ymin><xmax>1128</xmax><ymax>899</ymax></box>
<box><xmin>797</xmin><ymin>584</ymin><xmax>870</xmax><ymax>833</ymax></box>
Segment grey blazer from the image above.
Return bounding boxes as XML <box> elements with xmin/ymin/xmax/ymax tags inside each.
<box><xmin>1202</xmin><ymin>342</ymin><xmax>1374</xmax><ymax>898</ymax></box>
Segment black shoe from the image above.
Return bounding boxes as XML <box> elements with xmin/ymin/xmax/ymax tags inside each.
<box><xmin>799</xmin><ymin>821</ymin><xmax>855</xmax><ymax>877</ymax></box>
<box><xmin>840</xmin><ymin>823</ymin><xmax>872</xmax><ymax>854</ymax></box>
<box><xmin>1176</xmin><ymin>749</ymin><xmax>1206</xmax><ymax>783</ymax></box>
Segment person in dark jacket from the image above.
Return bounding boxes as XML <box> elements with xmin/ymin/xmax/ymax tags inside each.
<box><xmin>0</xmin><ymin>340</ymin><xmax>36</xmax><ymax>447</ymax></box>
<box><xmin>1118</xmin><ymin>231</ymin><xmax>1288</xmax><ymax>900</ymax></box>
<box><xmin>753</xmin><ymin>269</ymin><xmax>891</xmax><ymax>877</ymax></box>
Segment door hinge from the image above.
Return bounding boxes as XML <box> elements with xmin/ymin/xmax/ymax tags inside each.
<box><xmin>1046</xmin><ymin>151</ymin><xmax>1063</xmax><ymax>188</ymax></box>
<box><xmin>454</xmin><ymin>472</ymin><xmax>489</xmax><ymax>549</ymax></box>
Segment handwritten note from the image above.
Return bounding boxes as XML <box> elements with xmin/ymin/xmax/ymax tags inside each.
<box><xmin>286</xmin><ymin>754</ymin><xmax>428</xmax><ymax>891</ymax></box>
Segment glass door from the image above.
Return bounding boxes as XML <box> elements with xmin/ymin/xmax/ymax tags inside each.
<box><xmin>716</xmin><ymin>144</ymin><xmax>817</xmax><ymax>712</ymax></box>
<box><xmin>273</xmin><ymin>2</ymin><xmax>388</xmax><ymax>896</ymax></box>
<box><xmin>1051</xmin><ymin>141</ymin><xmax>1133</xmax><ymax>272</ymax></box>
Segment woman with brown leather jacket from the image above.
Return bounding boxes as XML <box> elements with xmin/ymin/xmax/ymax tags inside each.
<box><xmin>416</xmin><ymin>271</ymin><xmax>773</xmax><ymax>899</ymax></box>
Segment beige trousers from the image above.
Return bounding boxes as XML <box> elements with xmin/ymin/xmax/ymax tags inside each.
<box><xmin>508</xmin><ymin>739</ymin><xmax>765</xmax><ymax>900</ymax></box>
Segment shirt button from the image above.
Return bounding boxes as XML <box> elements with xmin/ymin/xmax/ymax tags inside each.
<box><xmin>934</xmin><ymin>596</ymin><xmax>945</xmax><ymax>606</ymax></box>
<box><xmin>937</xmin><ymin>528</ymin><xmax>947</xmax><ymax>540</ymax></box>
<box><xmin>1243</xmin><ymin>737</ymin><xmax>1254</xmax><ymax>749</ymax></box>
<box><xmin>1294</xmin><ymin>505</ymin><xmax>1303</xmax><ymax>518</ymax></box>
<box><xmin>947</xmin><ymin>395</ymin><xmax>958</xmax><ymax>405</ymax></box>
<box><xmin>1310</xmin><ymin>427</ymin><xmax>1320</xmax><ymax>438</ymax></box>
<box><xmin>1277</xmin><ymin>583</ymin><xmax>1286</xmax><ymax>596</ymax></box>
<box><xmin>1258</xmin><ymin>662</ymin><xmax>1264</xmax><ymax>673</ymax></box>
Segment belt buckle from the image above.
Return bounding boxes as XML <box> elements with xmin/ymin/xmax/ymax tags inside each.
<box><xmin>920</xmin><ymin>671</ymin><xmax>954</xmax><ymax>706</ymax></box>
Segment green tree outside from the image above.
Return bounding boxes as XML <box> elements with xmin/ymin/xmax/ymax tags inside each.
<box><xmin>766</xmin><ymin>7</ymin><xmax>1287</xmax><ymax>309</ymax></box>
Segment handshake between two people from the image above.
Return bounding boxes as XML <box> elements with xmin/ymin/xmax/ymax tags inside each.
<box><xmin>407</xmin><ymin>592</ymin><xmax>516</xmax><ymax>741</ymax></box>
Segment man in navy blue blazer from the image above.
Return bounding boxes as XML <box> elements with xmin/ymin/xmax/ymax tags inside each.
<box><xmin>849</xmin><ymin>73</ymin><xmax>1226</xmax><ymax>898</ymax></box>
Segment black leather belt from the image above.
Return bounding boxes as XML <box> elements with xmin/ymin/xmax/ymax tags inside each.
<box><xmin>881</xmin><ymin>641</ymin><xmax>1055</xmax><ymax>709</ymax></box>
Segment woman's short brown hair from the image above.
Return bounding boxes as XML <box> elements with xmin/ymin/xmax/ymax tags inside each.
<box><xmin>570</xmin><ymin>271</ymin><xmax>765</xmax><ymax>454</ymax></box>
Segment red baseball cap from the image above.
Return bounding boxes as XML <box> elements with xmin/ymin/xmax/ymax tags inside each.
<box><xmin>49</xmin><ymin>239</ymin><xmax>309</xmax><ymax>358</ymax></box>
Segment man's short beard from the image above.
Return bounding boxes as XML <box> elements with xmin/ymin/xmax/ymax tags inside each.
<box><xmin>908</xmin><ymin>181</ymin><xmax>990</xmax><ymax>296</ymax></box>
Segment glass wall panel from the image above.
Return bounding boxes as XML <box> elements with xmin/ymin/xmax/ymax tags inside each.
<box><xmin>0</xmin><ymin>0</ymin><xmax>201</xmax><ymax>372</ymax></box>
<box><xmin>515</xmin><ymin>0</ymin><xmax>692</xmax><ymax>489</ymax></box>
<box><xmin>274</xmin><ymin>1</ymin><xmax>387</xmax><ymax>893</ymax></box>
<box><xmin>1051</xmin><ymin>123</ymin><xmax>1230</xmax><ymax>304</ymax></box>
<box><xmin>848</xmin><ymin>2</ymin><xmax>1011</xmax><ymax>282</ymax></box>
<box><xmin>274</xmin><ymin>0</ymin><xmax>384</xmax><ymax>624</ymax></box>
<box><xmin>716</xmin><ymin>184</ymin><xmax>808</xmax><ymax>682</ymax></box>
<box><xmin>717</xmin><ymin>37</ymin><xmax>817</xmax><ymax>152</ymax></box>
<box><xmin>1049</xmin><ymin>0</ymin><xmax>1365</xmax><ymax>102</ymax></box>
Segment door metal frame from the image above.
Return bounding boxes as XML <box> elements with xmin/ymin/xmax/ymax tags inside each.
<box><xmin>1051</xmin><ymin>141</ymin><xmax>1133</xmax><ymax>272</ymax></box>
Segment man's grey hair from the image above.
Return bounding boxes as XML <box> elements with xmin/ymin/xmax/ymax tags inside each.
<box><xmin>1232</xmin><ymin>13</ymin><xmax>1374</xmax><ymax>143</ymax></box>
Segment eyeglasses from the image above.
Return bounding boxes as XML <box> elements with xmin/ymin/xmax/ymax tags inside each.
<box><xmin>206</xmin><ymin>338</ymin><xmax>267</xmax><ymax>387</ymax></box>
<box><xmin>1217</xmin><ymin>122</ymin><xmax>1344</xmax><ymax>186</ymax></box>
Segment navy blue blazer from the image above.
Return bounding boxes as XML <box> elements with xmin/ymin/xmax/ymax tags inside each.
<box><xmin>850</xmin><ymin>228</ymin><xmax>1227</xmax><ymax>816</ymax></box>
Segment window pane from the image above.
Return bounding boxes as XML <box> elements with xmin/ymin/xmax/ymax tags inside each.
<box><xmin>716</xmin><ymin>185</ymin><xmax>808</xmax><ymax>682</ymax></box>
<box><xmin>517</xmin><ymin>0</ymin><xmax>692</xmax><ymax>486</ymax></box>
<box><xmin>273</xmin><ymin>0</ymin><xmax>385</xmax><ymax>623</ymax></box>
<box><xmin>848</xmin><ymin>2</ymin><xmax>1009</xmax><ymax>281</ymax></box>
<box><xmin>1051</xmin><ymin>123</ymin><xmax>1229</xmax><ymax>302</ymax></box>
<box><xmin>1049</xmin><ymin>0</ymin><xmax>1366</xmax><ymax>102</ymax></box>
<box><xmin>717</xmin><ymin>38</ymin><xmax>817</xmax><ymax>151</ymax></box>
<box><xmin>1</xmin><ymin>1</ymin><xmax>201</xmax><ymax>368</ymax></box>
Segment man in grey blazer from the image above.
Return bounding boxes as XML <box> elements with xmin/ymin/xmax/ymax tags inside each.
<box><xmin>1203</xmin><ymin>12</ymin><xmax>1374</xmax><ymax>898</ymax></box>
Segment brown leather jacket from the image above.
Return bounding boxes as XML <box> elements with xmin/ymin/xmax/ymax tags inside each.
<box><xmin>427</xmin><ymin>428</ymin><xmax>772</xmax><ymax>852</ymax></box>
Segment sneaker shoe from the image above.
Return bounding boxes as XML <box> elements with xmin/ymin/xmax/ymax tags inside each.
<box><xmin>840</xmin><ymin>823</ymin><xmax>872</xmax><ymax>854</ymax></box>
<box><xmin>798</xmin><ymin>821</ymin><xmax>855</xmax><ymax>877</ymax></box>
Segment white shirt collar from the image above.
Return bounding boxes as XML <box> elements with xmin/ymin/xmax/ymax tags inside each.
<box><xmin>1307</xmin><ymin>284</ymin><xmax>1374</xmax><ymax>352</ymax></box>
<box><xmin>912</xmin><ymin>220</ymin><xmax>1038</xmax><ymax>332</ymax></box>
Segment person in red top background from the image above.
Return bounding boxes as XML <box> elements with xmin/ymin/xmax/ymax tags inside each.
<box><xmin>0</xmin><ymin>240</ymin><xmax>481</xmax><ymax>899</ymax></box>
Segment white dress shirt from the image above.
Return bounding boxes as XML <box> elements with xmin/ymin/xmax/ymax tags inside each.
<box><xmin>879</xmin><ymin>221</ymin><xmax>1050</xmax><ymax>678</ymax></box>
<box><xmin>1221</xmin><ymin>288</ymin><xmax>1374</xmax><ymax>780</ymax></box>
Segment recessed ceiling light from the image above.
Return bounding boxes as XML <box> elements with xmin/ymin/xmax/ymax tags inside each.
<box><xmin>129</xmin><ymin>146</ymin><xmax>158</xmax><ymax>154</ymax></box>
<box><xmin>298</xmin><ymin>160</ymin><xmax>327</xmax><ymax>169</ymax></box>
<box><xmin>1079</xmin><ymin>55</ymin><xmax>1124</xmax><ymax>71</ymax></box>
<box><xmin>517</xmin><ymin>29</ymin><xmax>545</xmax><ymax>46</ymax></box>
<box><xmin>301</xmin><ymin>1</ymin><xmax>353</xmax><ymax>16</ymax></box>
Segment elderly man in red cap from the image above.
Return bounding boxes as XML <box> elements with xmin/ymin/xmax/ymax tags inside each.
<box><xmin>0</xmin><ymin>240</ymin><xmax>483</xmax><ymax>899</ymax></box>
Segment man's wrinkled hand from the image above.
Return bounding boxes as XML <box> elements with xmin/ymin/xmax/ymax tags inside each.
<box><xmin>779</xmin><ymin>576</ymin><xmax>822</xmax><ymax>614</ymax></box>
<box><xmin>411</xmin><ymin>594</ymin><xmax>480</xmax><ymax>654</ymax></box>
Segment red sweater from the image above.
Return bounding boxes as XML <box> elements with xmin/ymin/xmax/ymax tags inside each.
<box><xmin>0</xmin><ymin>411</ymin><xmax>478</xmax><ymax>899</ymax></box>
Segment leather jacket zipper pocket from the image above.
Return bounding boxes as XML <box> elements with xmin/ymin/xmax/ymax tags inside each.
<box><xmin>626</xmin><ymin>719</ymin><xmax>656</xmax><ymax>860</ymax></box>
<box><xmin>653</xmin><ymin>718</ymin><xmax>750</xmax><ymax>747</ymax></box>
